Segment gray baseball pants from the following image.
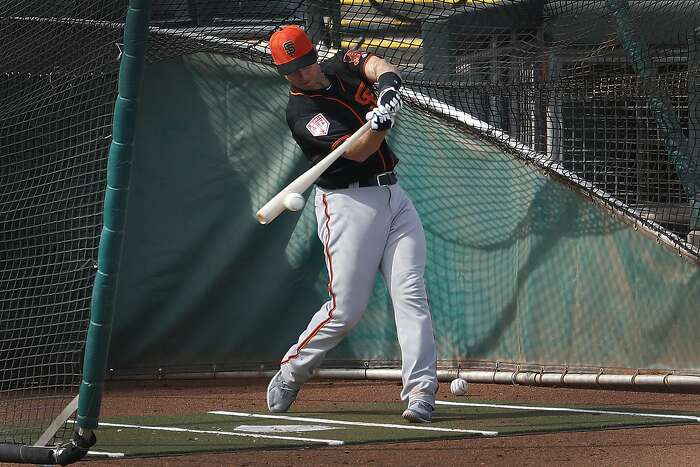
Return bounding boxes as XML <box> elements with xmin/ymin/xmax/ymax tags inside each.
<box><xmin>280</xmin><ymin>181</ymin><xmax>438</xmax><ymax>406</ymax></box>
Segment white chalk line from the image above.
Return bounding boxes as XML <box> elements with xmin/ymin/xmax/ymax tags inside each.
<box><xmin>87</xmin><ymin>450</ymin><xmax>125</xmax><ymax>458</ymax></box>
<box><xmin>96</xmin><ymin>421</ymin><xmax>344</xmax><ymax>446</ymax></box>
<box><xmin>435</xmin><ymin>401</ymin><xmax>700</xmax><ymax>423</ymax></box>
<box><xmin>209</xmin><ymin>410</ymin><xmax>498</xmax><ymax>436</ymax></box>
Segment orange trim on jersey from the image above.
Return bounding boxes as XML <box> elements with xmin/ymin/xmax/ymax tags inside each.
<box><xmin>281</xmin><ymin>193</ymin><xmax>336</xmax><ymax>365</ymax></box>
<box><xmin>332</xmin><ymin>134</ymin><xmax>350</xmax><ymax>150</ymax></box>
<box><xmin>290</xmin><ymin>91</ymin><xmax>388</xmax><ymax>169</ymax></box>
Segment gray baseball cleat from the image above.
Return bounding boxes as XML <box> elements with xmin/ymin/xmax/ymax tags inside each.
<box><xmin>267</xmin><ymin>370</ymin><xmax>300</xmax><ymax>413</ymax></box>
<box><xmin>402</xmin><ymin>400</ymin><xmax>433</xmax><ymax>423</ymax></box>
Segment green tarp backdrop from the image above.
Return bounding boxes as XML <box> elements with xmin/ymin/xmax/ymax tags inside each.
<box><xmin>110</xmin><ymin>53</ymin><xmax>700</xmax><ymax>372</ymax></box>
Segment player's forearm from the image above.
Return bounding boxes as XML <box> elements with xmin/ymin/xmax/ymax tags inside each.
<box><xmin>363</xmin><ymin>56</ymin><xmax>401</xmax><ymax>83</ymax></box>
<box><xmin>343</xmin><ymin>129</ymin><xmax>388</xmax><ymax>162</ymax></box>
<box><xmin>341</xmin><ymin>55</ymin><xmax>400</xmax><ymax>163</ymax></box>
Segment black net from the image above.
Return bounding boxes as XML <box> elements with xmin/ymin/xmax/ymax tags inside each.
<box><xmin>115</xmin><ymin>0</ymin><xmax>698</xmax><ymax>375</ymax></box>
<box><xmin>141</xmin><ymin>0</ymin><xmax>700</xmax><ymax>256</ymax></box>
<box><xmin>0</xmin><ymin>1</ymin><xmax>126</xmax><ymax>447</ymax></box>
<box><xmin>2</xmin><ymin>0</ymin><xmax>700</xmax><ymax>450</ymax></box>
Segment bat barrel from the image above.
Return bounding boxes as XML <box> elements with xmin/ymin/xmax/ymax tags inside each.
<box><xmin>256</xmin><ymin>193</ymin><xmax>286</xmax><ymax>224</ymax></box>
<box><xmin>256</xmin><ymin>121</ymin><xmax>372</xmax><ymax>225</ymax></box>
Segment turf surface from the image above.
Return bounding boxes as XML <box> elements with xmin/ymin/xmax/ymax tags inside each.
<box><xmin>87</xmin><ymin>400</ymin><xmax>699</xmax><ymax>457</ymax></box>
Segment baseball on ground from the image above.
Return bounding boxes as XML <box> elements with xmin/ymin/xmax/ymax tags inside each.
<box><xmin>450</xmin><ymin>377</ymin><xmax>469</xmax><ymax>396</ymax></box>
<box><xmin>283</xmin><ymin>192</ymin><xmax>305</xmax><ymax>211</ymax></box>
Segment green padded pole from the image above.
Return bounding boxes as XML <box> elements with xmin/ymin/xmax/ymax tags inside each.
<box><xmin>76</xmin><ymin>0</ymin><xmax>151</xmax><ymax>430</ymax></box>
<box><xmin>606</xmin><ymin>0</ymin><xmax>700</xmax><ymax>231</ymax></box>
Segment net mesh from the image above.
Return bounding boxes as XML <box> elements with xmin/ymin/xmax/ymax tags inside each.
<box><xmin>0</xmin><ymin>1</ymin><xmax>126</xmax><ymax>447</ymax></box>
<box><xmin>142</xmin><ymin>0</ymin><xmax>700</xmax><ymax>253</ymax></box>
<box><xmin>132</xmin><ymin>0</ymin><xmax>700</xmax><ymax>371</ymax></box>
<box><xmin>2</xmin><ymin>0</ymin><xmax>699</xmax><ymax>449</ymax></box>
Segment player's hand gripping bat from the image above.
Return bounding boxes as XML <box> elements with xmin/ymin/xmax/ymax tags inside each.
<box><xmin>255</xmin><ymin>120</ymin><xmax>372</xmax><ymax>225</ymax></box>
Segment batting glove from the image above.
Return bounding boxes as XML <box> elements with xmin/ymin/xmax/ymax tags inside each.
<box><xmin>377</xmin><ymin>87</ymin><xmax>402</xmax><ymax>116</ymax></box>
<box><xmin>377</xmin><ymin>71</ymin><xmax>403</xmax><ymax>116</ymax></box>
<box><xmin>366</xmin><ymin>107</ymin><xmax>395</xmax><ymax>131</ymax></box>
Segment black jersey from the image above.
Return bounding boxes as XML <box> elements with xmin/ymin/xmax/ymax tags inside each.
<box><xmin>285</xmin><ymin>49</ymin><xmax>399</xmax><ymax>189</ymax></box>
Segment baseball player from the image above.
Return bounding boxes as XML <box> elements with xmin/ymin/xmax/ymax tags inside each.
<box><xmin>266</xmin><ymin>25</ymin><xmax>438</xmax><ymax>423</ymax></box>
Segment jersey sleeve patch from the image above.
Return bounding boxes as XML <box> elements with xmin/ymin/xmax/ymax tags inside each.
<box><xmin>306</xmin><ymin>113</ymin><xmax>330</xmax><ymax>137</ymax></box>
<box><xmin>343</xmin><ymin>50</ymin><xmax>367</xmax><ymax>66</ymax></box>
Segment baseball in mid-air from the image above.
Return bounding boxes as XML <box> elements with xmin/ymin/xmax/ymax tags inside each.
<box><xmin>450</xmin><ymin>377</ymin><xmax>469</xmax><ymax>396</ymax></box>
<box><xmin>283</xmin><ymin>193</ymin><xmax>305</xmax><ymax>211</ymax></box>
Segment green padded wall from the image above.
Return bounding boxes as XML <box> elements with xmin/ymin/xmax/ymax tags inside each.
<box><xmin>110</xmin><ymin>53</ymin><xmax>700</xmax><ymax>372</ymax></box>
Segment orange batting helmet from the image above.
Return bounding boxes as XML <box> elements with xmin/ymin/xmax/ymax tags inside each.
<box><xmin>269</xmin><ymin>25</ymin><xmax>317</xmax><ymax>75</ymax></box>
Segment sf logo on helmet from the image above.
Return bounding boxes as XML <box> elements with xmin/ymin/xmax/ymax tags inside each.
<box><xmin>283</xmin><ymin>40</ymin><xmax>296</xmax><ymax>57</ymax></box>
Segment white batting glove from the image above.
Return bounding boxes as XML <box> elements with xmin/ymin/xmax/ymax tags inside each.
<box><xmin>366</xmin><ymin>107</ymin><xmax>395</xmax><ymax>131</ymax></box>
<box><xmin>377</xmin><ymin>87</ymin><xmax>402</xmax><ymax>116</ymax></box>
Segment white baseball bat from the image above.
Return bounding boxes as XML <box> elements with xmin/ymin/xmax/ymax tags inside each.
<box><xmin>256</xmin><ymin>120</ymin><xmax>372</xmax><ymax>225</ymax></box>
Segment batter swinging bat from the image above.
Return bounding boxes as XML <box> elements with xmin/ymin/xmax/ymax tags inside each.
<box><xmin>256</xmin><ymin>120</ymin><xmax>372</xmax><ymax>224</ymax></box>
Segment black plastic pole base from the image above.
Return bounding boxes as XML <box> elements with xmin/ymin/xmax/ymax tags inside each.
<box><xmin>0</xmin><ymin>430</ymin><xmax>96</xmax><ymax>466</ymax></box>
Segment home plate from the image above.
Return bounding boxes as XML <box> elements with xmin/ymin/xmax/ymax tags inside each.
<box><xmin>235</xmin><ymin>424</ymin><xmax>342</xmax><ymax>433</ymax></box>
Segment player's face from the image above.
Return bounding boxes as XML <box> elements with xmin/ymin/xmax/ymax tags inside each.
<box><xmin>285</xmin><ymin>63</ymin><xmax>325</xmax><ymax>89</ymax></box>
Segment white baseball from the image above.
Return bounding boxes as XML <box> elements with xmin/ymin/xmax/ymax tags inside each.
<box><xmin>450</xmin><ymin>378</ymin><xmax>469</xmax><ymax>396</ymax></box>
<box><xmin>283</xmin><ymin>193</ymin><xmax>305</xmax><ymax>211</ymax></box>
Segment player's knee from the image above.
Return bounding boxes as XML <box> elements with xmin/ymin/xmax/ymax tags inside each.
<box><xmin>331</xmin><ymin>306</ymin><xmax>365</xmax><ymax>329</ymax></box>
<box><xmin>391</xmin><ymin>273</ymin><xmax>430</xmax><ymax>309</ymax></box>
<box><xmin>392</xmin><ymin>270</ymin><xmax>427</xmax><ymax>295</ymax></box>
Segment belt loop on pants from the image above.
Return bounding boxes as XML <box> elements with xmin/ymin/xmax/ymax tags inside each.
<box><xmin>357</xmin><ymin>170</ymin><xmax>397</xmax><ymax>188</ymax></box>
<box><xmin>373</xmin><ymin>171</ymin><xmax>397</xmax><ymax>187</ymax></box>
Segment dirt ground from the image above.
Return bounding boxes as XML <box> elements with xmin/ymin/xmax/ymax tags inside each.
<box><xmin>69</xmin><ymin>377</ymin><xmax>700</xmax><ymax>466</ymax></box>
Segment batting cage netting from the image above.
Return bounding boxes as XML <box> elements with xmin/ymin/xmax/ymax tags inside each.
<box><xmin>114</xmin><ymin>0</ymin><xmax>698</xmax><ymax>372</ymax></box>
<box><xmin>2</xmin><ymin>0</ymin><xmax>700</xmax><ymax>460</ymax></box>
<box><xmin>136</xmin><ymin>0</ymin><xmax>700</xmax><ymax>255</ymax></box>
<box><xmin>0</xmin><ymin>0</ymin><xmax>126</xmax><ymax>453</ymax></box>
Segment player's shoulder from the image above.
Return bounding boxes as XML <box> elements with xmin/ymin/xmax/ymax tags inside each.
<box><xmin>285</xmin><ymin>96</ymin><xmax>306</xmax><ymax>125</ymax></box>
<box><xmin>286</xmin><ymin>89</ymin><xmax>319</xmax><ymax>115</ymax></box>
<box><xmin>321</xmin><ymin>49</ymin><xmax>374</xmax><ymax>74</ymax></box>
<box><xmin>285</xmin><ymin>97</ymin><xmax>321</xmax><ymax>130</ymax></box>
<box><xmin>319</xmin><ymin>50</ymin><xmax>345</xmax><ymax>74</ymax></box>
<box><xmin>340</xmin><ymin>49</ymin><xmax>374</xmax><ymax>67</ymax></box>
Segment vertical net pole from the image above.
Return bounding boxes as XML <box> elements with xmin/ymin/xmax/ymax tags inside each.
<box><xmin>76</xmin><ymin>0</ymin><xmax>151</xmax><ymax>431</ymax></box>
